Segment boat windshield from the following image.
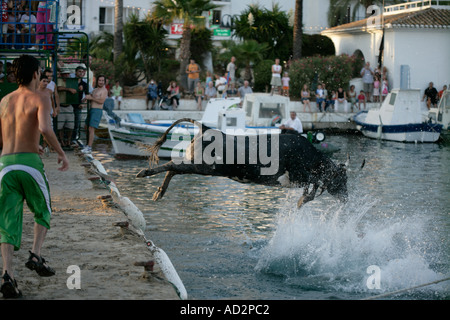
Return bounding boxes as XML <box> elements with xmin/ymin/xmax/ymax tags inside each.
<box><xmin>258</xmin><ymin>103</ymin><xmax>286</xmax><ymax>119</ymax></box>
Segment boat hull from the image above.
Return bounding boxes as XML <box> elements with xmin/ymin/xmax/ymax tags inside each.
<box><xmin>354</xmin><ymin>111</ymin><xmax>442</xmax><ymax>143</ymax></box>
<box><xmin>108</xmin><ymin>124</ymin><xmax>194</xmax><ymax>159</ymax></box>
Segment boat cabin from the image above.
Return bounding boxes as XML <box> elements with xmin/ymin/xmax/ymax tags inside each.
<box><xmin>364</xmin><ymin>89</ymin><xmax>428</xmax><ymax>126</ymax></box>
<box><xmin>243</xmin><ymin>94</ymin><xmax>290</xmax><ymax>127</ymax></box>
<box><xmin>429</xmin><ymin>90</ymin><xmax>450</xmax><ymax>131</ymax></box>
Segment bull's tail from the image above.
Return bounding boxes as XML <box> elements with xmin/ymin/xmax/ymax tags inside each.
<box><xmin>148</xmin><ymin>118</ymin><xmax>199</xmax><ymax>166</ymax></box>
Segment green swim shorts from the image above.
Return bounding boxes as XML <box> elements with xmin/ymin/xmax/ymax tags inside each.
<box><xmin>0</xmin><ymin>153</ymin><xmax>52</xmax><ymax>251</ymax></box>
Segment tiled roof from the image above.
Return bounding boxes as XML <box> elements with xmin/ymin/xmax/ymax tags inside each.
<box><xmin>323</xmin><ymin>8</ymin><xmax>450</xmax><ymax>33</ymax></box>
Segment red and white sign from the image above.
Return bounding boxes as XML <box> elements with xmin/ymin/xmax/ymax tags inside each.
<box><xmin>171</xmin><ymin>23</ymin><xmax>184</xmax><ymax>35</ymax></box>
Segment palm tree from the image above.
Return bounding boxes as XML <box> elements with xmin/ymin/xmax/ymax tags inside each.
<box><xmin>152</xmin><ymin>0</ymin><xmax>219</xmax><ymax>89</ymax></box>
<box><xmin>232</xmin><ymin>4</ymin><xmax>292</xmax><ymax>61</ymax></box>
<box><xmin>236</xmin><ymin>40</ymin><xmax>268</xmax><ymax>82</ymax></box>
<box><xmin>114</xmin><ymin>0</ymin><xmax>123</xmax><ymax>63</ymax></box>
<box><xmin>124</xmin><ymin>14</ymin><xmax>168</xmax><ymax>80</ymax></box>
<box><xmin>292</xmin><ymin>0</ymin><xmax>303</xmax><ymax>60</ymax></box>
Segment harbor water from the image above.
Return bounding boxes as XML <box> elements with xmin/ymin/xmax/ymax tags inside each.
<box><xmin>92</xmin><ymin>134</ymin><xmax>449</xmax><ymax>300</ymax></box>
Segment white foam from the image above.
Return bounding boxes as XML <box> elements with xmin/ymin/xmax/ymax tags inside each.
<box><xmin>255</xmin><ymin>189</ymin><xmax>447</xmax><ymax>296</ymax></box>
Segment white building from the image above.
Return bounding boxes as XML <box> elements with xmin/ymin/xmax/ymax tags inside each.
<box><xmin>58</xmin><ymin>0</ymin><xmax>334</xmax><ymax>38</ymax></box>
<box><xmin>322</xmin><ymin>1</ymin><xmax>450</xmax><ymax>92</ymax></box>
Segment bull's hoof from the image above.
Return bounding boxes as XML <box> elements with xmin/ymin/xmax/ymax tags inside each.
<box><xmin>152</xmin><ymin>188</ymin><xmax>164</xmax><ymax>201</ymax></box>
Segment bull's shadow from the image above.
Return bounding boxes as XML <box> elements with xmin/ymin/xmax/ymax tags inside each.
<box><xmin>137</xmin><ymin>118</ymin><xmax>349</xmax><ymax>208</ymax></box>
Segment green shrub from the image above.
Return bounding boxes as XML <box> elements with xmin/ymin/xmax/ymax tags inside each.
<box><xmin>288</xmin><ymin>54</ymin><xmax>356</xmax><ymax>99</ymax></box>
<box><xmin>253</xmin><ymin>60</ymin><xmax>274</xmax><ymax>92</ymax></box>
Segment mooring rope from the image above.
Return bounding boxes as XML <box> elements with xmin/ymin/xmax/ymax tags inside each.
<box><xmin>362</xmin><ymin>277</ymin><xmax>450</xmax><ymax>300</ymax></box>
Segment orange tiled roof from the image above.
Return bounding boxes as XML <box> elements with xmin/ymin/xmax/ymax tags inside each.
<box><xmin>323</xmin><ymin>8</ymin><xmax>450</xmax><ymax>33</ymax></box>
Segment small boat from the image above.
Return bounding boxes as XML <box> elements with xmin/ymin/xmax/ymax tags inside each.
<box><xmin>429</xmin><ymin>89</ymin><xmax>450</xmax><ymax>142</ymax></box>
<box><xmin>353</xmin><ymin>89</ymin><xmax>442</xmax><ymax>143</ymax></box>
<box><xmin>106</xmin><ymin>94</ymin><xmax>338</xmax><ymax>159</ymax></box>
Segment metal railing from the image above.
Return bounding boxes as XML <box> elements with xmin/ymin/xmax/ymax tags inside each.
<box><xmin>384</xmin><ymin>0</ymin><xmax>450</xmax><ymax>15</ymax></box>
<box><xmin>0</xmin><ymin>0</ymin><xmax>59</xmax><ymax>50</ymax></box>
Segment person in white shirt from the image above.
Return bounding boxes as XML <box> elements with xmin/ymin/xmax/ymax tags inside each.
<box><xmin>215</xmin><ymin>73</ymin><xmax>227</xmax><ymax>97</ymax></box>
<box><xmin>280</xmin><ymin>111</ymin><xmax>303</xmax><ymax>134</ymax></box>
<box><xmin>226</xmin><ymin>56</ymin><xmax>236</xmax><ymax>84</ymax></box>
<box><xmin>270</xmin><ymin>58</ymin><xmax>282</xmax><ymax>95</ymax></box>
<box><xmin>20</xmin><ymin>8</ymin><xmax>37</xmax><ymax>47</ymax></box>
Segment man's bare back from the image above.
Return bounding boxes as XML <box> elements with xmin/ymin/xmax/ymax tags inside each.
<box><xmin>0</xmin><ymin>87</ymin><xmax>68</xmax><ymax>171</ymax></box>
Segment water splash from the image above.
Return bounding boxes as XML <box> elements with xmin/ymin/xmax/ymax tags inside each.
<box><xmin>255</xmin><ymin>189</ymin><xmax>448</xmax><ymax>298</ymax></box>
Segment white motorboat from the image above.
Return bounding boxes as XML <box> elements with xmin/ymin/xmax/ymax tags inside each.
<box><xmin>353</xmin><ymin>89</ymin><xmax>442</xmax><ymax>143</ymax></box>
<box><xmin>429</xmin><ymin>89</ymin><xmax>450</xmax><ymax>141</ymax></box>
<box><xmin>106</xmin><ymin>94</ymin><xmax>334</xmax><ymax>159</ymax></box>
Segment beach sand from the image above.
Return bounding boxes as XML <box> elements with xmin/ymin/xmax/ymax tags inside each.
<box><xmin>1</xmin><ymin>150</ymin><xmax>180</xmax><ymax>300</ymax></box>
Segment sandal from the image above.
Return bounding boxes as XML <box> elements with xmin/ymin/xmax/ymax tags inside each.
<box><xmin>25</xmin><ymin>251</ymin><xmax>56</xmax><ymax>277</ymax></box>
<box><xmin>1</xmin><ymin>271</ymin><xmax>22</xmax><ymax>299</ymax></box>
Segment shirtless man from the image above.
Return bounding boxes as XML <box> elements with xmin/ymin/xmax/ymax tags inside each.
<box><xmin>81</xmin><ymin>75</ymin><xmax>107</xmax><ymax>153</ymax></box>
<box><xmin>0</xmin><ymin>55</ymin><xmax>69</xmax><ymax>299</ymax></box>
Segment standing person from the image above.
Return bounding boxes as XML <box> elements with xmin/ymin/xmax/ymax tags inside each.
<box><xmin>0</xmin><ymin>55</ymin><xmax>69</xmax><ymax>299</ymax></box>
<box><xmin>37</xmin><ymin>74</ymin><xmax>56</xmax><ymax>116</ymax></box>
<box><xmin>1</xmin><ymin>0</ymin><xmax>8</xmax><ymax>44</ymax></box>
<box><xmin>226</xmin><ymin>56</ymin><xmax>237</xmax><ymax>85</ymax></box>
<box><xmin>35</xmin><ymin>1</ymin><xmax>53</xmax><ymax>49</ymax></box>
<box><xmin>111</xmin><ymin>80</ymin><xmax>123</xmax><ymax>110</ymax></box>
<box><xmin>146</xmin><ymin>79</ymin><xmax>158</xmax><ymax>110</ymax></box>
<box><xmin>186</xmin><ymin>59</ymin><xmax>200</xmax><ymax>96</ymax></box>
<box><xmin>381</xmin><ymin>75</ymin><xmax>389</xmax><ymax>102</ymax></box>
<box><xmin>71</xmin><ymin>66</ymin><xmax>89</xmax><ymax>144</ymax></box>
<box><xmin>43</xmin><ymin>68</ymin><xmax>60</xmax><ymax>127</ymax></box>
<box><xmin>37</xmin><ymin>74</ymin><xmax>57</xmax><ymax>151</ymax></box>
<box><xmin>194</xmin><ymin>81</ymin><xmax>204</xmax><ymax>111</ymax></box>
<box><xmin>281</xmin><ymin>72</ymin><xmax>290</xmax><ymax>97</ymax></box>
<box><xmin>422</xmin><ymin>82</ymin><xmax>438</xmax><ymax>110</ymax></box>
<box><xmin>360</xmin><ymin>62</ymin><xmax>374</xmax><ymax>102</ymax></box>
<box><xmin>270</xmin><ymin>58</ymin><xmax>282</xmax><ymax>95</ymax></box>
<box><xmin>81</xmin><ymin>75</ymin><xmax>108</xmax><ymax>154</ymax></box>
<box><xmin>280</xmin><ymin>111</ymin><xmax>303</xmax><ymax>134</ymax></box>
<box><xmin>373</xmin><ymin>75</ymin><xmax>380</xmax><ymax>103</ymax></box>
<box><xmin>20</xmin><ymin>5</ymin><xmax>36</xmax><ymax>47</ymax></box>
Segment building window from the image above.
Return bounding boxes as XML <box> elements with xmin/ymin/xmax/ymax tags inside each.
<box><xmin>99</xmin><ymin>7</ymin><xmax>114</xmax><ymax>33</ymax></box>
<box><xmin>99</xmin><ymin>7</ymin><xmax>141</xmax><ymax>33</ymax></box>
<box><xmin>211</xmin><ymin>10</ymin><xmax>221</xmax><ymax>26</ymax></box>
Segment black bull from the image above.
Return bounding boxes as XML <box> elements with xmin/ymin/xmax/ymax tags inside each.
<box><xmin>137</xmin><ymin>118</ymin><xmax>349</xmax><ymax>207</ymax></box>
